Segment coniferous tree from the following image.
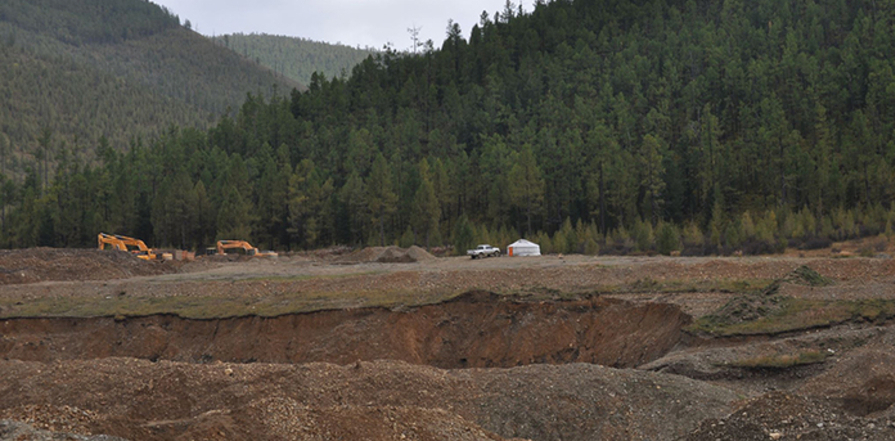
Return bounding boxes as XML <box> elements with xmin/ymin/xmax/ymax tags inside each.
<box><xmin>508</xmin><ymin>143</ymin><xmax>544</xmax><ymax>236</ymax></box>
<box><xmin>412</xmin><ymin>158</ymin><xmax>440</xmax><ymax>249</ymax></box>
<box><xmin>367</xmin><ymin>152</ymin><xmax>397</xmax><ymax>246</ymax></box>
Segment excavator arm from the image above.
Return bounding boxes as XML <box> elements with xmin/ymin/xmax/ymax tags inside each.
<box><xmin>98</xmin><ymin>233</ymin><xmax>127</xmax><ymax>252</ymax></box>
<box><xmin>98</xmin><ymin>233</ymin><xmax>171</xmax><ymax>261</ymax></box>
<box><xmin>215</xmin><ymin>240</ymin><xmax>277</xmax><ymax>257</ymax></box>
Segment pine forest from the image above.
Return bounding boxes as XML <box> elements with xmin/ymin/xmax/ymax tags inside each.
<box><xmin>3</xmin><ymin>0</ymin><xmax>895</xmax><ymax>257</ymax></box>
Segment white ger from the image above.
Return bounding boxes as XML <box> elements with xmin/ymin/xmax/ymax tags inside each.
<box><xmin>507</xmin><ymin>239</ymin><xmax>541</xmax><ymax>257</ymax></box>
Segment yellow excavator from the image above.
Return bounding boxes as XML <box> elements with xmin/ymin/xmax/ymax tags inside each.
<box><xmin>208</xmin><ymin>240</ymin><xmax>278</xmax><ymax>258</ymax></box>
<box><xmin>97</xmin><ymin>233</ymin><xmax>173</xmax><ymax>261</ymax></box>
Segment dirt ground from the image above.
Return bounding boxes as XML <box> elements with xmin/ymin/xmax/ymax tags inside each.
<box><xmin>1</xmin><ymin>246</ymin><xmax>895</xmax><ymax>440</ymax></box>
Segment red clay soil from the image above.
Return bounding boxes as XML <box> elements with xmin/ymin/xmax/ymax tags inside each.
<box><xmin>0</xmin><ymin>292</ymin><xmax>688</xmax><ymax>369</ymax></box>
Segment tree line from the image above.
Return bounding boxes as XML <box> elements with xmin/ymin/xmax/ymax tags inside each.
<box><xmin>2</xmin><ymin>0</ymin><xmax>895</xmax><ymax>256</ymax></box>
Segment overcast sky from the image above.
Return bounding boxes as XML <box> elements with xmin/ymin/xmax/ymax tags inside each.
<box><xmin>151</xmin><ymin>0</ymin><xmax>514</xmax><ymax>50</ymax></box>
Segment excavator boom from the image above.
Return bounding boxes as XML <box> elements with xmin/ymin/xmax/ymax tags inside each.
<box><xmin>97</xmin><ymin>233</ymin><xmax>172</xmax><ymax>261</ymax></box>
<box><xmin>215</xmin><ymin>240</ymin><xmax>278</xmax><ymax>258</ymax></box>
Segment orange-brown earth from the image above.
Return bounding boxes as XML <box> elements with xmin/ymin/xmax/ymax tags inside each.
<box><xmin>1</xmin><ymin>247</ymin><xmax>895</xmax><ymax>440</ymax></box>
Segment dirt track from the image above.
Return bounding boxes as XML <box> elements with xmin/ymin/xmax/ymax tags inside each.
<box><xmin>2</xmin><ymin>248</ymin><xmax>895</xmax><ymax>440</ymax></box>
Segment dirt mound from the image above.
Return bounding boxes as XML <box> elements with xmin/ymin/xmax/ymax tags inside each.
<box><xmin>0</xmin><ymin>358</ymin><xmax>737</xmax><ymax>441</ymax></box>
<box><xmin>376</xmin><ymin>245</ymin><xmax>436</xmax><ymax>263</ymax></box>
<box><xmin>407</xmin><ymin>245</ymin><xmax>437</xmax><ymax>261</ymax></box>
<box><xmin>334</xmin><ymin>246</ymin><xmax>437</xmax><ymax>264</ymax></box>
<box><xmin>0</xmin><ymin>248</ymin><xmax>177</xmax><ymax>285</ymax></box>
<box><xmin>0</xmin><ymin>295</ymin><xmax>689</xmax><ymax>369</ymax></box>
<box><xmin>376</xmin><ymin>246</ymin><xmax>416</xmax><ymax>263</ymax></box>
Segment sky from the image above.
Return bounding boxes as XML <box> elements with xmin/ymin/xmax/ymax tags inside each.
<box><xmin>151</xmin><ymin>0</ymin><xmax>514</xmax><ymax>50</ymax></box>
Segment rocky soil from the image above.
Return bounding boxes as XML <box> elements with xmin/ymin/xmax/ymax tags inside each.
<box><xmin>0</xmin><ymin>247</ymin><xmax>894</xmax><ymax>440</ymax></box>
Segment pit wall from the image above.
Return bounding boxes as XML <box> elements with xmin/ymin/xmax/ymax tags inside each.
<box><xmin>0</xmin><ymin>292</ymin><xmax>689</xmax><ymax>369</ymax></box>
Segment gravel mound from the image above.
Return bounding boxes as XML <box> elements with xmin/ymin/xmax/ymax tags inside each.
<box><xmin>405</xmin><ymin>245</ymin><xmax>437</xmax><ymax>262</ymax></box>
<box><xmin>0</xmin><ymin>404</ymin><xmax>99</xmax><ymax>436</ymax></box>
<box><xmin>0</xmin><ymin>358</ymin><xmax>738</xmax><ymax>441</ymax></box>
<box><xmin>334</xmin><ymin>246</ymin><xmax>436</xmax><ymax>264</ymax></box>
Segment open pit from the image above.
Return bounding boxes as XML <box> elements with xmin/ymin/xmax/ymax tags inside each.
<box><xmin>0</xmin><ymin>292</ymin><xmax>688</xmax><ymax>369</ymax></box>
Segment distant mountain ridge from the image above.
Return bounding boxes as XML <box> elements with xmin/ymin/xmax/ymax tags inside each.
<box><xmin>211</xmin><ymin>33</ymin><xmax>376</xmax><ymax>85</ymax></box>
<box><xmin>0</xmin><ymin>0</ymin><xmax>299</xmax><ymax>174</ymax></box>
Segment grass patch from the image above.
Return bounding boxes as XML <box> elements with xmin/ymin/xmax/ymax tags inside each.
<box><xmin>633</xmin><ymin>278</ymin><xmax>773</xmax><ymax>294</ymax></box>
<box><xmin>239</xmin><ymin>271</ymin><xmax>382</xmax><ymax>283</ymax></box>
<box><xmin>787</xmin><ymin>265</ymin><xmax>833</xmax><ymax>287</ymax></box>
<box><xmin>690</xmin><ymin>298</ymin><xmax>895</xmax><ymax>336</ymax></box>
<box><xmin>687</xmin><ymin>264</ymin><xmax>854</xmax><ymax>336</ymax></box>
<box><xmin>505</xmin><ymin>278</ymin><xmax>773</xmax><ymax>302</ymax></box>
<box><xmin>581</xmin><ymin>278</ymin><xmax>774</xmax><ymax>295</ymax></box>
<box><xmin>730</xmin><ymin>350</ymin><xmax>828</xmax><ymax>369</ymax></box>
<box><xmin>0</xmin><ymin>287</ymin><xmax>466</xmax><ymax>319</ymax></box>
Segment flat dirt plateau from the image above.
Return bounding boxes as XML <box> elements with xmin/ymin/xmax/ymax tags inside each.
<box><xmin>3</xmin><ymin>247</ymin><xmax>895</xmax><ymax>440</ymax></box>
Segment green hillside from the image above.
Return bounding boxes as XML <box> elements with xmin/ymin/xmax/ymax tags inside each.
<box><xmin>211</xmin><ymin>33</ymin><xmax>376</xmax><ymax>85</ymax></box>
<box><xmin>0</xmin><ymin>0</ymin><xmax>299</xmax><ymax>174</ymax></box>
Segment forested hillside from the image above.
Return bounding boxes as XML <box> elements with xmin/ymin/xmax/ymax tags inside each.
<box><xmin>211</xmin><ymin>33</ymin><xmax>375</xmax><ymax>85</ymax></box>
<box><xmin>4</xmin><ymin>0</ymin><xmax>895</xmax><ymax>257</ymax></box>
<box><xmin>0</xmin><ymin>0</ymin><xmax>299</xmax><ymax>175</ymax></box>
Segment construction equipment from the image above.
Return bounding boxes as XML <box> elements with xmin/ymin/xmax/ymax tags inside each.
<box><xmin>97</xmin><ymin>233</ymin><xmax>173</xmax><ymax>261</ymax></box>
<box><xmin>212</xmin><ymin>240</ymin><xmax>278</xmax><ymax>258</ymax></box>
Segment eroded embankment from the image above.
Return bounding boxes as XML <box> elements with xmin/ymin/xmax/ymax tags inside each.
<box><xmin>0</xmin><ymin>292</ymin><xmax>689</xmax><ymax>369</ymax></box>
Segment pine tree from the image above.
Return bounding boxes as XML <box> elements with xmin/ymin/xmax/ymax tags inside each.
<box><xmin>639</xmin><ymin>134</ymin><xmax>665</xmax><ymax>225</ymax></box>
<box><xmin>508</xmin><ymin>143</ymin><xmax>544</xmax><ymax>236</ymax></box>
<box><xmin>339</xmin><ymin>172</ymin><xmax>366</xmax><ymax>245</ymax></box>
<box><xmin>216</xmin><ymin>183</ymin><xmax>252</xmax><ymax>241</ymax></box>
<box><xmin>367</xmin><ymin>152</ymin><xmax>397</xmax><ymax>246</ymax></box>
<box><xmin>412</xmin><ymin>158</ymin><xmax>440</xmax><ymax>248</ymax></box>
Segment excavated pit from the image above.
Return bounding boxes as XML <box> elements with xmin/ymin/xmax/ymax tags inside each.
<box><xmin>0</xmin><ymin>292</ymin><xmax>689</xmax><ymax>369</ymax></box>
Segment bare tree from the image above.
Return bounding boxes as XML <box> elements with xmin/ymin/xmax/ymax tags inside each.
<box><xmin>407</xmin><ymin>25</ymin><xmax>422</xmax><ymax>53</ymax></box>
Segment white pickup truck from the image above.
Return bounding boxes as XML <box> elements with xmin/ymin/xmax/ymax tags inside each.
<box><xmin>467</xmin><ymin>244</ymin><xmax>501</xmax><ymax>259</ymax></box>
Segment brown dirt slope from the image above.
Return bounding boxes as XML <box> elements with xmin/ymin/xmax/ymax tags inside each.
<box><xmin>800</xmin><ymin>328</ymin><xmax>895</xmax><ymax>417</ymax></box>
<box><xmin>668</xmin><ymin>328</ymin><xmax>895</xmax><ymax>440</ymax></box>
<box><xmin>0</xmin><ymin>294</ymin><xmax>688</xmax><ymax>369</ymax></box>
